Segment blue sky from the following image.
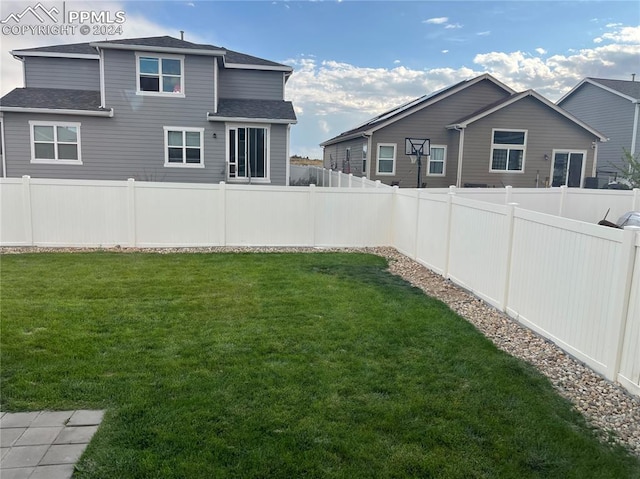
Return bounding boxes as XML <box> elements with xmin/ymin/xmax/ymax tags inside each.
<box><xmin>1</xmin><ymin>1</ymin><xmax>639</xmax><ymax>158</ymax></box>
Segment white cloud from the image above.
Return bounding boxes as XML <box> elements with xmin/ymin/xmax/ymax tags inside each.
<box><xmin>477</xmin><ymin>31</ymin><xmax>491</xmax><ymax>36</ymax></box>
<box><xmin>441</xmin><ymin>50</ymin><xmax>449</xmax><ymax>54</ymax></box>
<box><xmin>535</xmin><ymin>48</ymin><xmax>547</xmax><ymax>55</ymax></box>
<box><xmin>423</xmin><ymin>17</ymin><xmax>448</xmax><ymax>25</ymax></box>
<box><xmin>393</xmin><ymin>59</ymin><xmax>401</xmax><ymax>64</ymax></box>
<box><xmin>444</xmin><ymin>23</ymin><xmax>462</xmax><ymax>30</ymax></box>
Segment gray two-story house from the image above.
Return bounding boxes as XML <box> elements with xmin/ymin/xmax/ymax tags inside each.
<box><xmin>0</xmin><ymin>36</ymin><xmax>297</xmax><ymax>185</ymax></box>
<box><xmin>321</xmin><ymin>74</ymin><xmax>606</xmax><ymax>188</ymax></box>
<box><xmin>557</xmin><ymin>77</ymin><xmax>640</xmax><ymax>186</ymax></box>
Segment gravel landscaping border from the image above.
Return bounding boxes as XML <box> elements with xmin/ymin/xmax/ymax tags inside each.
<box><xmin>2</xmin><ymin>245</ymin><xmax>639</xmax><ymax>457</ymax></box>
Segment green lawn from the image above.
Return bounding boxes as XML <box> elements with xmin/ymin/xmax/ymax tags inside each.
<box><xmin>1</xmin><ymin>252</ymin><xmax>638</xmax><ymax>478</ymax></box>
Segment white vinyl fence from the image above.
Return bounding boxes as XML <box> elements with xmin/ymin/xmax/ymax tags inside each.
<box><xmin>1</xmin><ymin>176</ymin><xmax>639</xmax><ymax>396</ymax></box>
<box><xmin>290</xmin><ymin>165</ymin><xmax>388</xmax><ymax>188</ymax></box>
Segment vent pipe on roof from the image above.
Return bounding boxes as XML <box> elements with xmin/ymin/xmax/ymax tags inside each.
<box><xmin>180</xmin><ymin>30</ymin><xmax>184</xmax><ymax>41</ymax></box>
<box><xmin>632</xmin><ymin>73</ymin><xmax>636</xmax><ymax>82</ymax></box>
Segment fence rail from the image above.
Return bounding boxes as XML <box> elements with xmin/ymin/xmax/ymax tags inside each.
<box><xmin>1</xmin><ymin>176</ymin><xmax>639</xmax><ymax>397</ymax></box>
<box><xmin>290</xmin><ymin>165</ymin><xmax>389</xmax><ymax>189</ymax></box>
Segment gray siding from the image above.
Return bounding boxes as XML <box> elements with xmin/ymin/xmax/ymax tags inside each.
<box><xmin>559</xmin><ymin>83</ymin><xmax>636</xmax><ymax>177</ymax></box>
<box><xmin>24</xmin><ymin>57</ymin><xmax>100</xmax><ymax>91</ymax></box>
<box><xmin>322</xmin><ymin>137</ymin><xmax>367</xmax><ymax>177</ymax></box>
<box><xmin>4</xmin><ymin>49</ymin><xmax>289</xmax><ymax>185</ymax></box>
<box><xmin>218</xmin><ymin>69</ymin><xmax>284</xmax><ymax>100</ymax></box>
<box><xmin>369</xmin><ymin>78</ymin><xmax>511</xmax><ymax>187</ymax></box>
<box><xmin>461</xmin><ymin>96</ymin><xmax>597</xmax><ymax>188</ymax></box>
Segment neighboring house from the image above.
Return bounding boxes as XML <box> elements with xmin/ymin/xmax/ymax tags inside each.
<box><xmin>0</xmin><ymin>36</ymin><xmax>297</xmax><ymax>185</ymax></box>
<box><xmin>320</xmin><ymin>74</ymin><xmax>606</xmax><ymax>188</ymax></box>
<box><xmin>557</xmin><ymin>77</ymin><xmax>640</xmax><ymax>186</ymax></box>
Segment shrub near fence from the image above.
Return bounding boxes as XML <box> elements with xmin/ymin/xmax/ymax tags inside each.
<box><xmin>1</xmin><ymin>176</ymin><xmax>639</xmax><ymax>397</ymax></box>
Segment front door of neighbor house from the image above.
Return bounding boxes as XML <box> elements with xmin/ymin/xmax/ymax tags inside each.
<box><xmin>552</xmin><ymin>151</ymin><xmax>585</xmax><ymax>187</ymax></box>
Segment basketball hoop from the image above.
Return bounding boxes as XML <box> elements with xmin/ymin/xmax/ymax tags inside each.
<box><xmin>405</xmin><ymin>137</ymin><xmax>430</xmax><ymax>188</ymax></box>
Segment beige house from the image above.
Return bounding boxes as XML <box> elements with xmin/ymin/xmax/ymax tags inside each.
<box><xmin>320</xmin><ymin>74</ymin><xmax>606</xmax><ymax>188</ymax></box>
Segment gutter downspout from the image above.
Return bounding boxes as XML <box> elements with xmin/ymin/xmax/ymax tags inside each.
<box><xmin>1</xmin><ymin>117</ymin><xmax>6</xmax><ymax>178</ymax></box>
<box><xmin>97</xmin><ymin>47</ymin><xmax>106</xmax><ymax>108</ymax></box>
<box><xmin>631</xmin><ymin>100</ymin><xmax>639</xmax><ymax>158</ymax></box>
<box><xmin>592</xmin><ymin>140</ymin><xmax>599</xmax><ymax>178</ymax></box>
<box><xmin>454</xmin><ymin>126</ymin><xmax>465</xmax><ymax>188</ymax></box>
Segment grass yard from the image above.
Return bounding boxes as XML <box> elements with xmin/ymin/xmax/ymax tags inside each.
<box><xmin>1</xmin><ymin>252</ymin><xmax>639</xmax><ymax>478</ymax></box>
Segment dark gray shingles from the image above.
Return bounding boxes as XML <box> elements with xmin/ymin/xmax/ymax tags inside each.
<box><xmin>589</xmin><ymin>78</ymin><xmax>640</xmax><ymax>100</ymax></box>
<box><xmin>13</xmin><ymin>41</ymin><xmax>96</xmax><ymax>55</ymax></box>
<box><xmin>99</xmin><ymin>35</ymin><xmax>223</xmax><ymax>51</ymax></box>
<box><xmin>209</xmin><ymin>99</ymin><xmax>296</xmax><ymax>121</ymax></box>
<box><xmin>224</xmin><ymin>49</ymin><xmax>291</xmax><ymax>68</ymax></box>
<box><xmin>0</xmin><ymin>88</ymin><xmax>102</xmax><ymax>111</ymax></box>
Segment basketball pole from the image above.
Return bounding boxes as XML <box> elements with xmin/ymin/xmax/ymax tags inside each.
<box><xmin>416</xmin><ymin>150</ymin><xmax>422</xmax><ymax>188</ymax></box>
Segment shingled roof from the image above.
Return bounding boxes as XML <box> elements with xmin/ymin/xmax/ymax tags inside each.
<box><xmin>12</xmin><ymin>36</ymin><xmax>291</xmax><ymax>70</ymax></box>
<box><xmin>208</xmin><ymin>99</ymin><xmax>297</xmax><ymax>123</ymax></box>
<box><xmin>587</xmin><ymin>78</ymin><xmax>640</xmax><ymax>101</ymax></box>
<box><xmin>0</xmin><ymin>88</ymin><xmax>104</xmax><ymax>112</ymax></box>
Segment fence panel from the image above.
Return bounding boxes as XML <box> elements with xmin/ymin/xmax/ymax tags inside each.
<box><xmin>562</xmin><ymin>189</ymin><xmax>639</xmax><ymax>224</ymax></box>
<box><xmin>392</xmin><ymin>190</ymin><xmax>419</xmax><ymax>258</ymax></box>
<box><xmin>0</xmin><ymin>179</ymin><xmax>28</xmax><ymax>245</ymax></box>
<box><xmin>314</xmin><ymin>188</ymin><xmax>393</xmax><ymax>247</ymax></box>
<box><xmin>506</xmin><ymin>209</ymin><xmax>623</xmax><ymax>378</ymax></box>
<box><xmin>225</xmin><ymin>185</ymin><xmax>312</xmax><ymax>246</ymax></box>
<box><xmin>618</xmin><ymin>233</ymin><xmax>640</xmax><ymax>395</ymax></box>
<box><xmin>28</xmin><ymin>178</ymin><xmax>129</xmax><ymax>246</ymax></box>
<box><xmin>415</xmin><ymin>194</ymin><xmax>451</xmax><ymax>275</ymax></box>
<box><xmin>134</xmin><ymin>182</ymin><xmax>221</xmax><ymax>247</ymax></box>
<box><xmin>447</xmin><ymin>197</ymin><xmax>509</xmax><ymax>309</ymax></box>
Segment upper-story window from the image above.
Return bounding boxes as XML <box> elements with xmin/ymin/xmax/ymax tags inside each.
<box><xmin>137</xmin><ymin>53</ymin><xmax>185</xmax><ymax>97</ymax></box>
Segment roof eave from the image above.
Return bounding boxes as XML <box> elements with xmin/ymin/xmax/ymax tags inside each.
<box><xmin>89</xmin><ymin>42</ymin><xmax>226</xmax><ymax>57</ymax></box>
<box><xmin>557</xmin><ymin>78</ymin><xmax>638</xmax><ymax>104</ymax></box>
<box><xmin>0</xmin><ymin>106</ymin><xmax>114</xmax><ymax>117</ymax></box>
<box><xmin>207</xmin><ymin>115</ymin><xmax>296</xmax><ymax>124</ymax></box>
<box><xmin>320</xmin><ymin>131</ymin><xmax>371</xmax><ymax>147</ymax></box>
<box><xmin>10</xmin><ymin>50</ymin><xmax>99</xmax><ymax>60</ymax></box>
<box><xmin>223</xmin><ymin>62</ymin><xmax>293</xmax><ymax>72</ymax></box>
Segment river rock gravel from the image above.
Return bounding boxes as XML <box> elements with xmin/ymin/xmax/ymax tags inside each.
<box><xmin>1</xmin><ymin>245</ymin><xmax>639</xmax><ymax>456</ymax></box>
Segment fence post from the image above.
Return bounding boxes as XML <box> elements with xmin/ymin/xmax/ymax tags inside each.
<box><xmin>606</xmin><ymin>225</ymin><xmax>640</xmax><ymax>382</ymax></box>
<box><xmin>505</xmin><ymin>185</ymin><xmax>513</xmax><ymax>205</ymax></box>
<box><xmin>558</xmin><ymin>185</ymin><xmax>568</xmax><ymax>217</ymax></box>
<box><xmin>219</xmin><ymin>181</ymin><xmax>226</xmax><ymax>246</ymax></box>
<box><xmin>362</xmin><ymin>177</ymin><xmax>366</xmax><ymax>189</ymax></box>
<box><xmin>348</xmin><ymin>173</ymin><xmax>353</xmax><ymax>188</ymax></box>
<box><xmin>127</xmin><ymin>178</ymin><xmax>136</xmax><ymax>247</ymax></box>
<box><xmin>501</xmin><ymin>202</ymin><xmax>519</xmax><ymax>312</ymax></box>
<box><xmin>309</xmin><ymin>184</ymin><xmax>317</xmax><ymax>246</ymax></box>
<box><xmin>633</xmin><ymin>188</ymin><xmax>639</xmax><ymax>211</ymax></box>
<box><xmin>375</xmin><ymin>180</ymin><xmax>381</xmax><ymax>188</ymax></box>
<box><xmin>21</xmin><ymin>175</ymin><xmax>33</xmax><ymax>246</ymax></box>
<box><xmin>443</xmin><ymin>185</ymin><xmax>456</xmax><ymax>278</ymax></box>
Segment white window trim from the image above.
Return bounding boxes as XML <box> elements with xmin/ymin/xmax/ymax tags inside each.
<box><xmin>550</xmin><ymin>149</ymin><xmax>587</xmax><ymax>188</ymax></box>
<box><xmin>376</xmin><ymin>143</ymin><xmax>396</xmax><ymax>176</ymax></box>
<box><xmin>136</xmin><ymin>52</ymin><xmax>186</xmax><ymax>98</ymax></box>
<box><xmin>29</xmin><ymin>121</ymin><xmax>82</xmax><ymax>165</ymax></box>
<box><xmin>489</xmin><ymin>128</ymin><xmax>527</xmax><ymax>173</ymax></box>
<box><xmin>163</xmin><ymin>126</ymin><xmax>205</xmax><ymax>168</ymax></box>
<box><xmin>225</xmin><ymin>123</ymin><xmax>271</xmax><ymax>184</ymax></box>
<box><xmin>427</xmin><ymin>145</ymin><xmax>447</xmax><ymax>177</ymax></box>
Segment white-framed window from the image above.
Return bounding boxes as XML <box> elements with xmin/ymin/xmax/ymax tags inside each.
<box><xmin>362</xmin><ymin>142</ymin><xmax>368</xmax><ymax>175</ymax></box>
<box><xmin>227</xmin><ymin>125</ymin><xmax>270</xmax><ymax>182</ymax></box>
<box><xmin>427</xmin><ymin>145</ymin><xmax>446</xmax><ymax>176</ymax></box>
<box><xmin>164</xmin><ymin>127</ymin><xmax>204</xmax><ymax>167</ymax></box>
<box><xmin>29</xmin><ymin>121</ymin><xmax>81</xmax><ymax>165</ymax></box>
<box><xmin>490</xmin><ymin>129</ymin><xmax>526</xmax><ymax>172</ymax></box>
<box><xmin>136</xmin><ymin>53</ymin><xmax>185</xmax><ymax>97</ymax></box>
<box><xmin>376</xmin><ymin>143</ymin><xmax>396</xmax><ymax>175</ymax></box>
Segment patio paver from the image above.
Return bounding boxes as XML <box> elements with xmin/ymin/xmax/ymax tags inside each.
<box><xmin>0</xmin><ymin>410</ymin><xmax>104</xmax><ymax>479</ymax></box>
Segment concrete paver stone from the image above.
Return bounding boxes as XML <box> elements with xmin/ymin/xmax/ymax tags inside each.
<box><xmin>30</xmin><ymin>411</ymin><xmax>74</xmax><ymax>428</ymax></box>
<box><xmin>14</xmin><ymin>427</ymin><xmax>63</xmax><ymax>447</ymax></box>
<box><xmin>54</xmin><ymin>425</ymin><xmax>99</xmax><ymax>445</ymax></box>
<box><xmin>0</xmin><ymin>413</ymin><xmax>40</xmax><ymax>429</ymax></box>
<box><xmin>29</xmin><ymin>464</ymin><xmax>75</xmax><ymax>479</ymax></box>
<box><xmin>1</xmin><ymin>428</ymin><xmax>26</xmax><ymax>448</ymax></box>
<box><xmin>0</xmin><ymin>467</ymin><xmax>36</xmax><ymax>479</ymax></box>
<box><xmin>40</xmin><ymin>444</ymin><xmax>88</xmax><ymax>466</ymax></box>
<box><xmin>67</xmin><ymin>410</ymin><xmax>104</xmax><ymax>426</ymax></box>
<box><xmin>1</xmin><ymin>445</ymin><xmax>49</xmax><ymax>468</ymax></box>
